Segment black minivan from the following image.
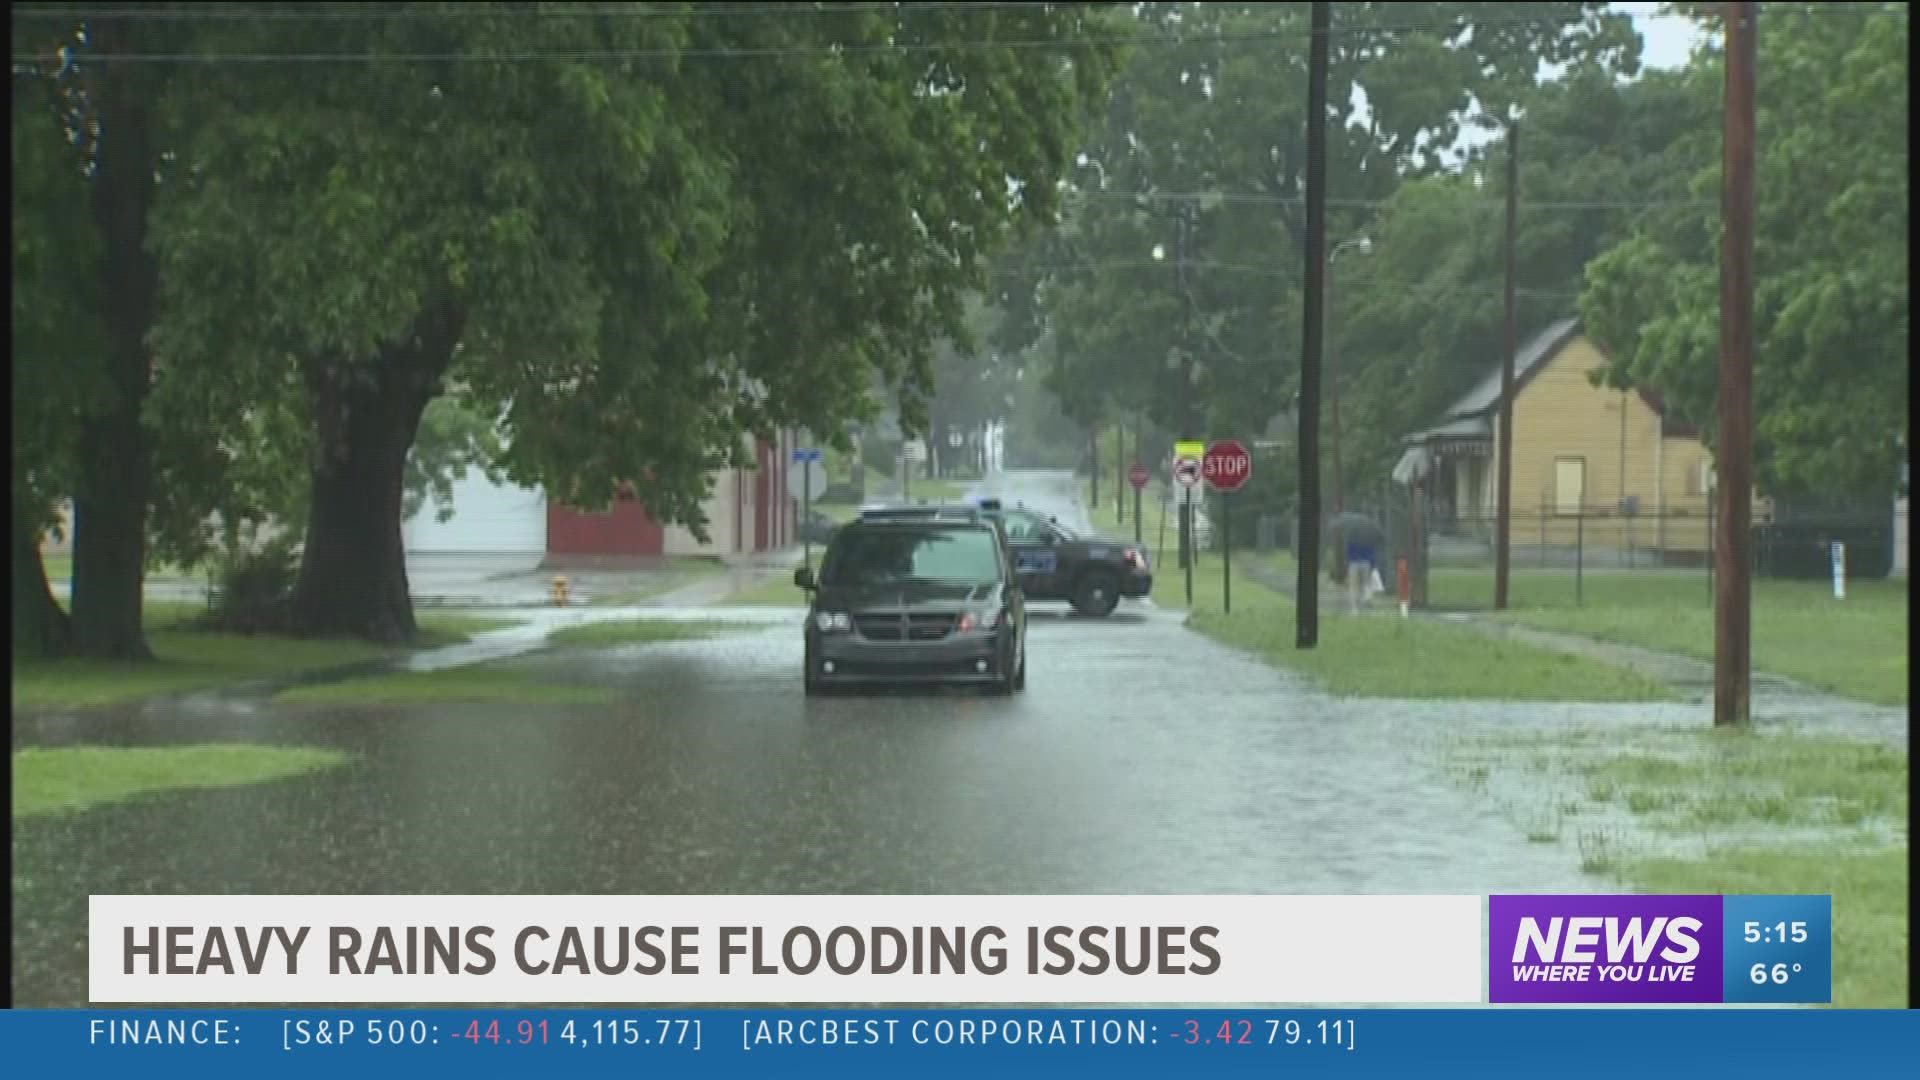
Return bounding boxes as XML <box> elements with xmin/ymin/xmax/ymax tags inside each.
<box><xmin>793</xmin><ymin>514</ymin><xmax>1027</xmax><ymax>694</ymax></box>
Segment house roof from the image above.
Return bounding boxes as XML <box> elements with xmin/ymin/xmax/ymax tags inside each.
<box><xmin>1404</xmin><ymin>315</ymin><xmax>1699</xmax><ymax>443</ymax></box>
<box><xmin>1403</xmin><ymin>414</ymin><xmax>1491</xmax><ymax>444</ymax></box>
<box><xmin>1441</xmin><ymin>317</ymin><xmax>1582</xmax><ymax>420</ymax></box>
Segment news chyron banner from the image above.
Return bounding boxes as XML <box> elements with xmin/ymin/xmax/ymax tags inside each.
<box><xmin>8</xmin><ymin>891</ymin><xmax>1909</xmax><ymax>1077</ymax></box>
<box><xmin>91</xmin><ymin>895</ymin><xmax>1484</xmax><ymax>1004</ymax></box>
<box><xmin>91</xmin><ymin>892</ymin><xmax>1840</xmax><ymax>1007</ymax></box>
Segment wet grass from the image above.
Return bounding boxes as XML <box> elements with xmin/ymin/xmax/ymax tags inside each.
<box><xmin>414</xmin><ymin>614</ymin><xmax>520</xmax><ymax>647</ymax></box>
<box><xmin>274</xmin><ymin>663</ymin><xmax>612</xmax><ymax>706</ymax></box>
<box><xmin>38</xmin><ymin>554</ymin><xmax>204</xmax><ymax>584</ymax></box>
<box><xmin>1577</xmin><ymin>733</ymin><xmax>1907</xmax><ymax>833</ymax></box>
<box><xmin>720</xmin><ymin>573</ymin><xmax>812</xmax><ymax>608</ymax></box>
<box><xmin>1180</xmin><ymin>563</ymin><xmax>1672</xmax><ymax>702</ymax></box>
<box><xmin>1631</xmin><ymin>850</ymin><xmax>1908</xmax><ymax>1009</ymax></box>
<box><xmin>11</xmin><ymin>608</ymin><xmax>527</xmax><ymax>711</ymax></box>
<box><xmin>1083</xmin><ymin>481</ymin><xmax>1165</xmax><ymax>544</ymax></box>
<box><xmin>1454</xmin><ymin>574</ymin><xmax>1908</xmax><ymax>707</ymax></box>
<box><xmin>584</xmin><ymin>557</ymin><xmax>731</xmax><ymax>606</ymax></box>
<box><xmin>13</xmin><ymin>744</ymin><xmax>353</xmax><ymax>819</ymax></box>
<box><xmin>546</xmin><ymin>618</ymin><xmax>742</xmax><ymax>647</ymax></box>
<box><xmin>1452</xmin><ymin>725</ymin><xmax>1909</xmax><ymax>1008</ymax></box>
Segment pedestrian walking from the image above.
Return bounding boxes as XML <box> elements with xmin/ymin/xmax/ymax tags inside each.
<box><xmin>1326</xmin><ymin>511</ymin><xmax>1385</xmax><ymax>615</ymax></box>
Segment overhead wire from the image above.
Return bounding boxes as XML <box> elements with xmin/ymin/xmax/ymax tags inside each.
<box><xmin>4</xmin><ymin>8</ymin><xmax>1713</xmax><ymax>65</ymax></box>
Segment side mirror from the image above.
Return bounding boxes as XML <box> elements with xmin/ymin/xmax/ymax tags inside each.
<box><xmin>793</xmin><ymin>566</ymin><xmax>815</xmax><ymax>591</ymax></box>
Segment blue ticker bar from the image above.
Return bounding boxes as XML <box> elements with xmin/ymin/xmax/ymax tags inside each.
<box><xmin>6</xmin><ymin>1008</ymin><xmax>1915</xmax><ymax>1078</ymax></box>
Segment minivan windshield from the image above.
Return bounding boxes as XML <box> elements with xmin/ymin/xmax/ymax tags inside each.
<box><xmin>820</xmin><ymin>525</ymin><xmax>1002</xmax><ymax>588</ymax></box>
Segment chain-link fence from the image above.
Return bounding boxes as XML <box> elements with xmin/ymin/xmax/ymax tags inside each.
<box><xmin>1206</xmin><ymin>489</ymin><xmax>1903</xmax><ymax>611</ymax></box>
<box><xmin>1401</xmin><ymin>494</ymin><xmax>1900</xmax><ymax>612</ymax></box>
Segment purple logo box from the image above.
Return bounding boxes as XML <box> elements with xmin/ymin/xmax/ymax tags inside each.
<box><xmin>1490</xmin><ymin>895</ymin><xmax>1724</xmax><ymax>1004</ymax></box>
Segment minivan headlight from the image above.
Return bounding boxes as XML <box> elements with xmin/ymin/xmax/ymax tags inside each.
<box><xmin>956</xmin><ymin>609</ymin><xmax>1000</xmax><ymax>633</ymax></box>
<box><xmin>814</xmin><ymin>612</ymin><xmax>852</xmax><ymax>633</ymax></box>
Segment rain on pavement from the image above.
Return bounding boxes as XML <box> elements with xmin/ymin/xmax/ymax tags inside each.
<box><xmin>9</xmin><ymin>469</ymin><xmax>1878</xmax><ymax>1006</ymax></box>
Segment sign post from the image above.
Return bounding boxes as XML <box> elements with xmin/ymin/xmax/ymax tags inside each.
<box><xmin>1204</xmin><ymin>439</ymin><xmax>1253</xmax><ymax>614</ymax></box>
<box><xmin>1175</xmin><ymin>441</ymin><xmax>1204</xmax><ymax>581</ymax></box>
<box><xmin>1173</xmin><ymin>446</ymin><xmax>1203</xmax><ymax>604</ymax></box>
<box><xmin>1127</xmin><ymin>462</ymin><xmax>1149</xmax><ymax>546</ymax></box>
<box><xmin>791</xmin><ymin>447</ymin><xmax>825</xmax><ymax>569</ymax></box>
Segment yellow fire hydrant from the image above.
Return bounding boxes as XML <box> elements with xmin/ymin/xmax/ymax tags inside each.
<box><xmin>550</xmin><ymin>575</ymin><xmax>571</xmax><ymax>607</ymax></box>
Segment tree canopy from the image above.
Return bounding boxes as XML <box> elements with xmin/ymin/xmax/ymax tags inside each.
<box><xmin>1581</xmin><ymin>2</ymin><xmax>1909</xmax><ymax>502</ymax></box>
<box><xmin>13</xmin><ymin>2</ymin><xmax>1132</xmax><ymax>645</ymax></box>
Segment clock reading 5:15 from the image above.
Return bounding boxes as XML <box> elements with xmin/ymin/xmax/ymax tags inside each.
<box><xmin>1744</xmin><ymin>921</ymin><xmax>1809</xmax><ymax>944</ymax></box>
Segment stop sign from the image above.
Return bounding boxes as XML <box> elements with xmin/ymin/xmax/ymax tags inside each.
<box><xmin>1127</xmin><ymin>462</ymin><xmax>1150</xmax><ymax>490</ymax></box>
<box><xmin>1203</xmin><ymin>439</ymin><xmax>1253</xmax><ymax>493</ymax></box>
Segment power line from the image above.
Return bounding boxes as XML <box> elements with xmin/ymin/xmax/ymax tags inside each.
<box><xmin>1073</xmin><ymin>191</ymin><xmax>1719</xmax><ymax>210</ymax></box>
<box><xmin>11</xmin><ymin>1</ymin><xmax>1902</xmax><ymax>63</ymax></box>
<box><xmin>0</xmin><ymin>10</ymin><xmax>1707</xmax><ymax>65</ymax></box>
<box><xmin>11</xmin><ymin>2</ymin><xmax>1045</xmax><ymax>21</ymax></box>
<box><xmin>991</xmin><ymin>258</ymin><xmax>1584</xmax><ymax>298</ymax></box>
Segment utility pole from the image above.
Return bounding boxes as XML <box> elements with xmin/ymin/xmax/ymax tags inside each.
<box><xmin>1715</xmin><ymin>0</ymin><xmax>1757</xmax><ymax>729</ymax></box>
<box><xmin>1090</xmin><ymin>425</ymin><xmax>1100</xmax><ymax>512</ymax></box>
<box><xmin>1494</xmin><ymin>117</ymin><xmax>1519</xmax><ymax>611</ymax></box>
<box><xmin>1296</xmin><ymin>0</ymin><xmax>1329</xmax><ymax>649</ymax></box>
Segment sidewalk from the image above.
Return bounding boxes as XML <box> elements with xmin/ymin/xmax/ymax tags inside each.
<box><xmin>48</xmin><ymin>546</ymin><xmax>809</xmax><ymax>610</ymax></box>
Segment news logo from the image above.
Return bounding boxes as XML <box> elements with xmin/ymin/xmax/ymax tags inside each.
<box><xmin>1489</xmin><ymin>895</ymin><xmax>1723</xmax><ymax>1004</ymax></box>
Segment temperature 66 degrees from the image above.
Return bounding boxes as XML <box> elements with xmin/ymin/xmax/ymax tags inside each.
<box><xmin>1178</xmin><ymin>1019</ymin><xmax>1356</xmax><ymax>1050</ymax></box>
<box><xmin>1751</xmin><ymin>963</ymin><xmax>1803</xmax><ymax>985</ymax></box>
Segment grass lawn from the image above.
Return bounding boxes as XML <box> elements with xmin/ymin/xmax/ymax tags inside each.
<box><xmin>816</xmin><ymin>501</ymin><xmax>861</xmax><ymax>524</ymax></box>
<box><xmin>11</xmin><ymin>607</ymin><xmax>526</xmax><ymax>711</ymax></box>
<box><xmin>275</xmin><ymin>663</ymin><xmax>612</xmax><ymax>706</ymax></box>
<box><xmin>38</xmin><ymin>553</ymin><xmax>205</xmax><ymax>584</ymax></box>
<box><xmin>414</xmin><ymin>614</ymin><xmax>520</xmax><ymax>647</ymax></box>
<box><xmin>1085</xmin><ymin>479</ymin><xmax>1166</xmax><ymax>544</ymax></box>
<box><xmin>586</xmin><ymin>557</ymin><xmax>731</xmax><ymax>606</ymax></box>
<box><xmin>1431</xmin><ymin>570</ymin><xmax>1909</xmax><ymax>706</ymax></box>
<box><xmin>1177</xmin><ymin>559</ymin><xmax>1672</xmax><ymax>702</ymax></box>
<box><xmin>14</xmin><ymin>744</ymin><xmax>353</xmax><ymax>819</ymax></box>
<box><xmin>720</xmin><ymin>571</ymin><xmax>812</xmax><ymax>608</ymax></box>
<box><xmin>547</xmin><ymin>618</ymin><xmax>743</xmax><ymax>647</ymax></box>
<box><xmin>1630</xmin><ymin>850</ymin><xmax>1905</xmax><ymax>1008</ymax></box>
<box><xmin>1450</xmin><ymin>726</ymin><xmax>1908</xmax><ymax>1008</ymax></box>
<box><xmin>894</xmin><ymin>476</ymin><xmax>968</xmax><ymax>503</ymax></box>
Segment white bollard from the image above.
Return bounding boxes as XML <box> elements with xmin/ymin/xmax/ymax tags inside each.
<box><xmin>1831</xmin><ymin>542</ymin><xmax>1846</xmax><ymax>599</ymax></box>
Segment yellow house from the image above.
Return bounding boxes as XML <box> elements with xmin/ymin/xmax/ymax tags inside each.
<box><xmin>1397</xmin><ymin>318</ymin><xmax>1749</xmax><ymax>565</ymax></box>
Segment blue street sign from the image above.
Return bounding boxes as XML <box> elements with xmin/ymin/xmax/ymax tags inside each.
<box><xmin>792</xmin><ymin>447</ymin><xmax>823</xmax><ymax>463</ymax></box>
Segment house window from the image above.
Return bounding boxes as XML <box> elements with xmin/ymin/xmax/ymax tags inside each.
<box><xmin>1554</xmin><ymin>457</ymin><xmax>1587</xmax><ymax>516</ymax></box>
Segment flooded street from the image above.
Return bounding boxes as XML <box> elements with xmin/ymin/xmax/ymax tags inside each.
<box><xmin>11</xmin><ymin>472</ymin><xmax>1898</xmax><ymax>1006</ymax></box>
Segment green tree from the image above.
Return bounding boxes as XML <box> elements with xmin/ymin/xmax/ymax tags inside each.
<box><xmin>146</xmin><ymin>4</ymin><xmax>1128</xmax><ymax>642</ymax></box>
<box><xmin>11</xmin><ymin>67</ymin><xmax>106</xmax><ymax>656</ymax></box>
<box><xmin>1333</xmin><ymin>62</ymin><xmax>1714</xmax><ymax>490</ymax></box>
<box><xmin>11</xmin><ymin>6</ymin><xmax>193</xmax><ymax>659</ymax></box>
<box><xmin>1581</xmin><ymin>3</ymin><xmax>1909</xmax><ymax>501</ymax></box>
<box><xmin>1037</xmin><ymin>2</ymin><xmax>1640</xmax><ymax>454</ymax></box>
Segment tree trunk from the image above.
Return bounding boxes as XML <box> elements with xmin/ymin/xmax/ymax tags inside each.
<box><xmin>288</xmin><ymin>299</ymin><xmax>463</xmax><ymax>643</ymax></box>
<box><xmin>70</xmin><ymin>21</ymin><xmax>158</xmax><ymax>660</ymax></box>
<box><xmin>12</xmin><ymin>513</ymin><xmax>71</xmax><ymax>658</ymax></box>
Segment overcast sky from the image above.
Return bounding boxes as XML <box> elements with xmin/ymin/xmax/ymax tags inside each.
<box><xmin>1622</xmin><ymin>1</ymin><xmax>1710</xmax><ymax>70</ymax></box>
<box><xmin>1439</xmin><ymin>3</ymin><xmax>1709</xmax><ymax>162</ymax></box>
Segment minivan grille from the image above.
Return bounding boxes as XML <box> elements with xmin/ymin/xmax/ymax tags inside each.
<box><xmin>855</xmin><ymin>614</ymin><xmax>957</xmax><ymax>641</ymax></box>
